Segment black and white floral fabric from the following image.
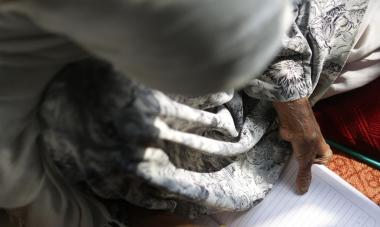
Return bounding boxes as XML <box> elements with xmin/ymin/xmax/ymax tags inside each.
<box><xmin>245</xmin><ymin>0</ymin><xmax>368</xmax><ymax>103</ymax></box>
<box><xmin>40</xmin><ymin>60</ymin><xmax>289</xmax><ymax>220</ymax></box>
<box><xmin>38</xmin><ymin>0</ymin><xmax>368</xmax><ymax>226</ymax></box>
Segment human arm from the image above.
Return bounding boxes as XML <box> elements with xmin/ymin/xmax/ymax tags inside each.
<box><xmin>273</xmin><ymin>97</ymin><xmax>332</xmax><ymax>194</ymax></box>
<box><xmin>244</xmin><ymin>2</ymin><xmax>334</xmax><ymax>194</ymax></box>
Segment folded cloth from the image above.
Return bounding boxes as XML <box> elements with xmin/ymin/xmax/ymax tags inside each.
<box><xmin>322</xmin><ymin>0</ymin><xmax>380</xmax><ymax>99</ymax></box>
<box><xmin>314</xmin><ymin>77</ymin><xmax>380</xmax><ymax>161</ymax></box>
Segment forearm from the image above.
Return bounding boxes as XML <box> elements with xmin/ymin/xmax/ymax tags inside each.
<box><xmin>273</xmin><ymin>97</ymin><xmax>332</xmax><ymax>194</ymax></box>
<box><xmin>273</xmin><ymin>97</ymin><xmax>322</xmax><ymax>142</ymax></box>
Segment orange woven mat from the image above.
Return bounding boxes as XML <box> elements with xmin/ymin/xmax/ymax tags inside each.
<box><xmin>327</xmin><ymin>151</ymin><xmax>380</xmax><ymax>205</ymax></box>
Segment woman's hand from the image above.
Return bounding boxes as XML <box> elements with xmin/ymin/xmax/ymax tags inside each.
<box><xmin>273</xmin><ymin>97</ymin><xmax>333</xmax><ymax>194</ymax></box>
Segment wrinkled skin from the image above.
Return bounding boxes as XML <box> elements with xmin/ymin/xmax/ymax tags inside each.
<box><xmin>273</xmin><ymin>97</ymin><xmax>333</xmax><ymax>194</ymax></box>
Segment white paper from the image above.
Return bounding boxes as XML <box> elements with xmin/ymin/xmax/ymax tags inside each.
<box><xmin>212</xmin><ymin>158</ymin><xmax>380</xmax><ymax>227</ymax></box>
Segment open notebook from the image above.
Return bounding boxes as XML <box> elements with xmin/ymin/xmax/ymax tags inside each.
<box><xmin>207</xmin><ymin>157</ymin><xmax>380</xmax><ymax>227</ymax></box>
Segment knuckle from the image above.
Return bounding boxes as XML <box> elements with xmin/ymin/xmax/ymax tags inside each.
<box><xmin>279</xmin><ymin>127</ymin><xmax>293</xmax><ymax>141</ymax></box>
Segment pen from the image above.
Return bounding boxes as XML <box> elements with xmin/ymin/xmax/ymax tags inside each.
<box><xmin>326</xmin><ymin>139</ymin><xmax>380</xmax><ymax>170</ymax></box>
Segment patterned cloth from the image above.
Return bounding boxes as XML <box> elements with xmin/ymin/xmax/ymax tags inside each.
<box><xmin>37</xmin><ymin>1</ymin><xmax>369</xmax><ymax>225</ymax></box>
<box><xmin>40</xmin><ymin>59</ymin><xmax>291</xmax><ymax>219</ymax></box>
<box><xmin>246</xmin><ymin>0</ymin><xmax>369</xmax><ymax>103</ymax></box>
<box><xmin>0</xmin><ymin>1</ymin><xmax>292</xmax><ymax>226</ymax></box>
<box><xmin>327</xmin><ymin>151</ymin><xmax>380</xmax><ymax>205</ymax></box>
<box><xmin>323</xmin><ymin>0</ymin><xmax>380</xmax><ymax>98</ymax></box>
<box><xmin>0</xmin><ymin>0</ymin><xmax>371</xmax><ymax>226</ymax></box>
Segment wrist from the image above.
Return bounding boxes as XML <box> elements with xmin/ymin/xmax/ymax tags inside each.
<box><xmin>273</xmin><ymin>97</ymin><xmax>322</xmax><ymax>141</ymax></box>
<box><xmin>279</xmin><ymin>124</ymin><xmax>319</xmax><ymax>142</ymax></box>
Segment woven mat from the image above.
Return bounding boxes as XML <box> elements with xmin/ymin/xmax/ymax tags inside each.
<box><xmin>327</xmin><ymin>151</ymin><xmax>380</xmax><ymax>205</ymax></box>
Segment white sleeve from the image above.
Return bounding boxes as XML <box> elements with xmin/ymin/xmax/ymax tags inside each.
<box><xmin>6</xmin><ymin>0</ymin><xmax>292</xmax><ymax>95</ymax></box>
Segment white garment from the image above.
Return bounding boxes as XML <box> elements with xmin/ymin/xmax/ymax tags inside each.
<box><xmin>4</xmin><ymin>0</ymin><xmax>292</xmax><ymax>95</ymax></box>
<box><xmin>323</xmin><ymin>0</ymin><xmax>380</xmax><ymax>98</ymax></box>
<box><xmin>0</xmin><ymin>1</ymin><xmax>292</xmax><ymax>226</ymax></box>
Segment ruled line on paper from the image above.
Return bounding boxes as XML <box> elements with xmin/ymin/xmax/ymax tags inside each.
<box><xmin>211</xmin><ymin>158</ymin><xmax>380</xmax><ymax>227</ymax></box>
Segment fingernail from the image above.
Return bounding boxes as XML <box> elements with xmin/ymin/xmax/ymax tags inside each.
<box><xmin>298</xmin><ymin>186</ymin><xmax>309</xmax><ymax>194</ymax></box>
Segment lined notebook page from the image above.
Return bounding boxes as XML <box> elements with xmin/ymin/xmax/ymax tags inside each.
<box><xmin>212</xmin><ymin>158</ymin><xmax>380</xmax><ymax>227</ymax></box>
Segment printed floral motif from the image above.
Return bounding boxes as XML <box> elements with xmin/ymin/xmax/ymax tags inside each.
<box><xmin>246</xmin><ymin>0</ymin><xmax>368</xmax><ymax>103</ymax></box>
<box><xmin>39</xmin><ymin>0</ymin><xmax>369</xmax><ymax>226</ymax></box>
<box><xmin>40</xmin><ymin>59</ymin><xmax>291</xmax><ymax>224</ymax></box>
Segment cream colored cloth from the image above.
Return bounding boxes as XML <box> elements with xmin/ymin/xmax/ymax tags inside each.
<box><xmin>0</xmin><ymin>1</ymin><xmax>292</xmax><ymax>226</ymax></box>
<box><xmin>5</xmin><ymin>0</ymin><xmax>292</xmax><ymax>95</ymax></box>
<box><xmin>0</xmin><ymin>9</ymin><xmax>127</xmax><ymax>227</ymax></box>
<box><xmin>0</xmin><ymin>12</ymin><xmax>110</xmax><ymax>227</ymax></box>
<box><xmin>323</xmin><ymin>0</ymin><xmax>380</xmax><ymax>98</ymax></box>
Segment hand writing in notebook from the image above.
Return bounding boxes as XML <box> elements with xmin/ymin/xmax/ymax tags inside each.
<box><xmin>273</xmin><ymin>97</ymin><xmax>333</xmax><ymax>194</ymax></box>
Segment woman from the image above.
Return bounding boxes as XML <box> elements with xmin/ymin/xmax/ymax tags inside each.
<box><xmin>0</xmin><ymin>0</ymin><xmax>374</xmax><ymax>226</ymax></box>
